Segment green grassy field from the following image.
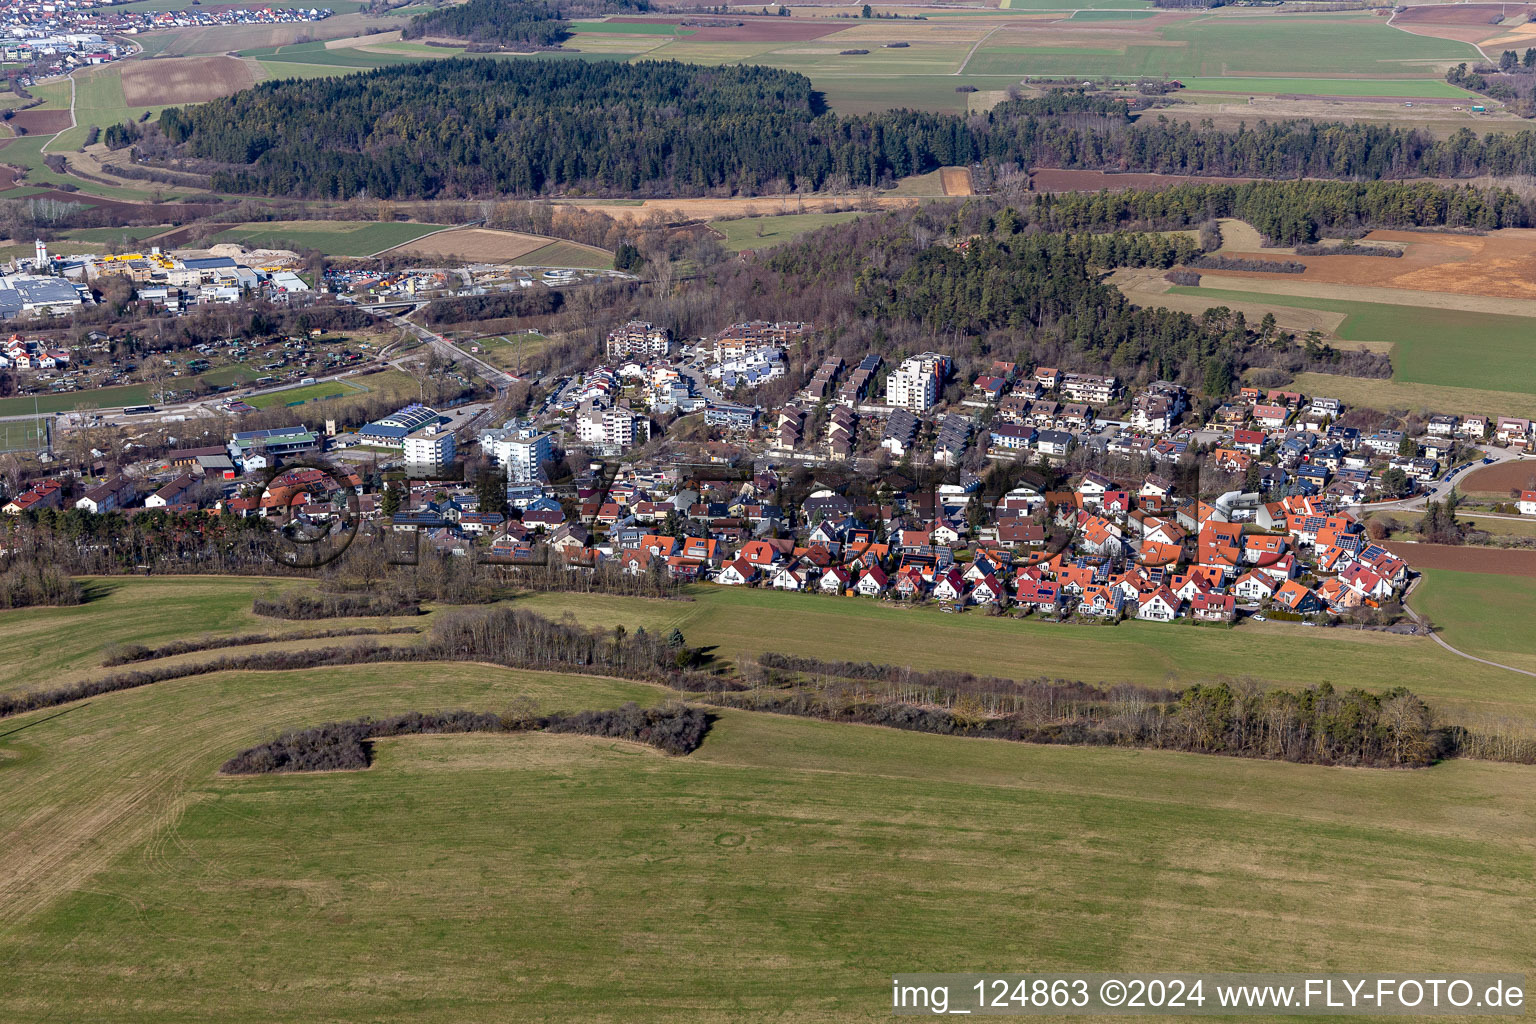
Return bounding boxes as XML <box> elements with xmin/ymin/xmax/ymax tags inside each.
<box><xmin>0</xmin><ymin>133</ymin><xmax>183</xmax><ymax>203</ymax></box>
<box><xmin>961</xmin><ymin>13</ymin><xmax>1478</xmax><ymax>78</ymax></box>
<box><xmin>0</xmin><ymin>575</ymin><xmax>1529</xmax><ymax>1019</ymax></box>
<box><xmin>0</xmin><ymin>418</ymin><xmax>46</xmax><ymax>452</ymax></box>
<box><xmin>458</xmin><ymin>332</ymin><xmax>549</xmax><ymax>371</ymax></box>
<box><xmin>243</xmin><ymin>377</ymin><xmax>368</xmax><ymax>410</ymax></box>
<box><xmin>1069</xmin><ymin>9</ymin><xmax>1158</xmax><ymax>18</ymax></box>
<box><xmin>212</xmin><ymin>220</ymin><xmax>448</xmax><ymax>257</ymax></box>
<box><xmin>514</xmin><ymin>586</ymin><xmax>1536</xmax><ymax>726</ymax></box>
<box><xmin>1290</xmin><ymin>371</ymin><xmax>1536</xmax><ymax>421</ymax></box>
<box><xmin>0</xmin><ymin>654</ymin><xmax>1530</xmax><ymax>1021</ymax></box>
<box><xmin>812</xmin><ymin>73</ymin><xmax>1021</xmax><ymax>114</ymax></box>
<box><xmin>0</xmin><ymin>576</ymin><xmax>423</xmax><ymax>693</ymax></box>
<box><xmin>58</xmin><ymin>225</ymin><xmax>171</xmax><ymax>243</ymax></box>
<box><xmin>511</xmin><ymin>240</ymin><xmax>615</xmax><ymax>269</ymax></box>
<box><xmin>1179</xmin><ymin>76</ymin><xmax>1474</xmax><ymax>99</ymax></box>
<box><xmin>709</xmin><ymin>210</ymin><xmax>867</xmax><ymax>251</ymax></box>
<box><xmin>1413</xmin><ymin>569</ymin><xmax>1536</xmax><ymax>675</ymax></box>
<box><xmin>1170</xmin><ymin>286</ymin><xmax>1536</xmax><ymax>397</ymax></box>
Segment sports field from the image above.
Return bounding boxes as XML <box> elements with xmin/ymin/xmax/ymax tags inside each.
<box><xmin>243</xmin><ymin>376</ymin><xmax>369</xmax><ymax>410</ymax></box>
<box><xmin>1169</xmin><ymin>285</ymin><xmax>1536</xmax><ymax>397</ymax></box>
<box><xmin>0</xmin><ymin>383</ymin><xmax>152</xmax><ymax>418</ymax></box>
<box><xmin>212</xmin><ymin>221</ymin><xmax>448</xmax><ymax>257</ymax></box>
<box><xmin>0</xmin><ymin>578</ymin><xmax>1531</xmax><ymax>1019</ymax></box>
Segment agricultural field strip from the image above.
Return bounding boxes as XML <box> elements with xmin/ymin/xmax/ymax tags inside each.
<box><xmin>1168</xmin><ymin>284</ymin><xmax>1536</xmax><ymax>395</ymax></box>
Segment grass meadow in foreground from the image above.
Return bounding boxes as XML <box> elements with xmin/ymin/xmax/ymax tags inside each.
<box><xmin>0</xmin><ymin>658</ymin><xmax>1530</xmax><ymax>1022</ymax></box>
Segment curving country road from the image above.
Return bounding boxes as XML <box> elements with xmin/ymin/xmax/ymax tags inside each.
<box><xmin>1402</xmin><ymin>577</ymin><xmax>1536</xmax><ymax>679</ymax></box>
<box><xmin>1341</xmin><ymin>445</ymin><xmax>1531</xmax><ymax>515</ymax></box>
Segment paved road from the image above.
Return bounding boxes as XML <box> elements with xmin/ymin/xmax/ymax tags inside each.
<box><xmin>367</xmin><ymin>303</ymin><xmax>514</xmax><ymax>395</ymax></box>
<box><xmin>676</xmin><ymin>361</ymin><xmax>724</xmax><ymax>405</ymax></box>
<box><xmin>1341</xmin><ymin>446</ymin><xmax>1530</xmax><ymax>514</ymax></box>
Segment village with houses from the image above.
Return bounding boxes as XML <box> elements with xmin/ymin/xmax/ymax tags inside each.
<box><xmin>6</xmin><ymin>308</ymin><xmax>1535</xmax><ymax>631</ymax></box>
<box><xmin>0</xmin><ymin>2</ymin><xmax>330</xmax><ymax>83</ymax></box>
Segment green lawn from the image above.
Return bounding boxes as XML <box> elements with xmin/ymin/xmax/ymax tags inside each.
<box><xmin>709</xmin><ymin>210</ymin><xmax>868</xmax><ymax>252</ymax></box>
<box><xmin>1170</xmin><ymin>286</ymin><xmax>1536</xmax><ymax>397</ymax></box>
<box><xmin>212</xmin><ymin>221</ymin><xmax>448</xmax><ymax>258</ymax></box>
<box><xmin>0</xmin><ymin>650</ymin><xmax>1530</xmax><ymax>1021</ymax></box>
<box><xmin>0</xmin><ymin>418</ymin><xmax>46</xmax><ymax>452</ymax></box>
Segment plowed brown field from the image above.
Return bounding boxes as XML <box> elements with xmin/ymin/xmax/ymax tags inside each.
<box><xmin>1394</xmin><ymin>542</ymin><xmax>1536</xmax><ymax>576</ymax></box>
<box><xmin>607</xmin><ymin>16</ymin><xmax>845</xmax><ymax>41</ymax></box>
<box><xmin>1031</xmin><ymin>168</ymin><xmax>1258</xmax><ymax>192</ymax></box>
<box><xmin>1210</xmin><ymin>228</ymin><xmax>1536</xmax><ymax>302</ymax></box>
<box><xmin>384</xmin><ymin>228</ymin><xmax>556</xmax><ymax>262</ymax></box>
<box><xmin>8</xmin><ymin>109</ymin><xmax>72</xmax><ymax>134</ymax></box>
<box><xmin>120</xmin><ymin>56</ymin><xmax>258</xmax><ymax>106</ymax></box>
<box><xmin>1460</xmin><ymin>459</ymin><xmax>1536</xmax><ymax>496</ymax></box>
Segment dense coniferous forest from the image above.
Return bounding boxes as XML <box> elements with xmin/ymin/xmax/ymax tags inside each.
<box><xmin>401</xmin><ymin>0</ymin><xmax>651</xmax><ymax>48</ymax></box>
<box><xmin>143</xmin><ymin>65</ymin><xmax>1536</xmax><ymax>199</ymax></box>
<box><xmin>402</xmin><ymin>0</ymin><xmax>570</xmax><ymax>47</ymax></box>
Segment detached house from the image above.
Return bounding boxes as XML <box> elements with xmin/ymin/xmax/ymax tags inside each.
<box><xmin>1273</xmin><ymin>579</ymin><xmax>1323</xmax><ymax>615</ymax></box>
<box><xmin>716</xmin><ymin>559</ymin><xmax>758</xmax><ymax>586</ymax></box>
<box><xmin>855</xmin><ymin>566</ymin><xmax>890</xmax><ymax>596</ymax></box>
<box><xmin>1137</xmin><ymin>587</ymin><xmax>1180</xmax><ymax>622</ymax></box>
